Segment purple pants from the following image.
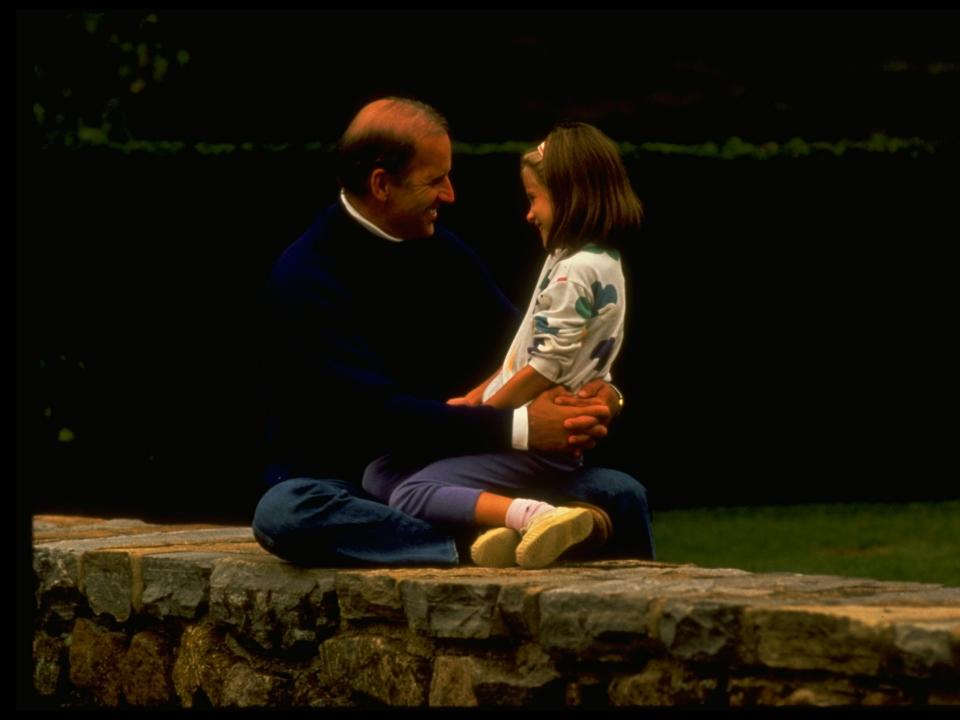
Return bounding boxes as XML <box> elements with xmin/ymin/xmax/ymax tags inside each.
<box><xmin>361</xmin><ymin>451</ymin><xmax>581</xmax><ymax>526</ymax></box>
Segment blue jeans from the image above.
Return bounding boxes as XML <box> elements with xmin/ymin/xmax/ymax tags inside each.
<box><xmin>252</xmin><ymin>468</ymin><xmax>655</xmax><ymax>566</ymax></box>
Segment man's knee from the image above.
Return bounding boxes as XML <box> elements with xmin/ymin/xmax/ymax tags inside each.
<box><xmin>361</xmin><ymin>457</ymin><xmax>391</xmax><ymax>501</ymax></box>
<box><xmin>576</xmin><ymin>467</ymin><xmax>649</xmax><ymax>510</ymax></box>
<box><xmin>607</xmin><ymin>470</ymin><xmax>650</xmax><ymax>511</ymax></box>
<box><xmin>251</xmin><ymin>476</ymin><xmax>459</xmax><ymax>567</ymax></box>
<box><xmin>252</xmin><ymin>478</ymin><xmax>345</xmax><ymax>547</ymax></box>
<box><xmin>253</xmin><ymin>481</ymin><xmax>293</xmax><ymax>550</ymax></box>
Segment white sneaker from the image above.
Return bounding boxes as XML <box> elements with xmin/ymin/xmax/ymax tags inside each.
<box><xmin>515</xmin><ymin>507</ymin><xmax>594</xmax><ymax>569</ymax></box>
<box><xmin>470</xmin><ymin>527</ymin><xmax>521</xmax><ymax>567</ymax></box>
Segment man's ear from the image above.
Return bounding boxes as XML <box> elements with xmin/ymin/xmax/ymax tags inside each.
<box><xmin>369</xmin><ymin>168</ymin><xmax>390</xmax><ymax>202</ymax></box>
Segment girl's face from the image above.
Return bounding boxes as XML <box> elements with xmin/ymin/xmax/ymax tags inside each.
<box><xmin>522</xmin><ymin>166</ymin><xmax>553</xmax><ymax>249</ymax></box>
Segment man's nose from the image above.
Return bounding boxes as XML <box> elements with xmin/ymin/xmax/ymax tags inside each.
<box><xmin>439</xmin><ymin>177</ymin><xmax>455</xmax><ymax>204</ymax></box>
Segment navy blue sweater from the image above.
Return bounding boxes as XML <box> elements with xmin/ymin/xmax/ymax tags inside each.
<box><xmin>264</xmin><ymin>202</ymin><xmax>522</xmax><ymax>486</ymax></box>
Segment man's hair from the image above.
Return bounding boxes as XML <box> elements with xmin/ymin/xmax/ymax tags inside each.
<box><xmin>521</xmin><ymin>122</ymin><xmax>643</xmax><ymax>253</ymax></box>
<box><xmin>337</xmin><ymin>97</ymin><xmax>449</xmax><ymax>196</ymax></box>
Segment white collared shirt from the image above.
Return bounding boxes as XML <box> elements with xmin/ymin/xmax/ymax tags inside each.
<box><xmin>340</xmin><ymin>190</ymin><xmax>404</xmax><ymax>243</ymax></box>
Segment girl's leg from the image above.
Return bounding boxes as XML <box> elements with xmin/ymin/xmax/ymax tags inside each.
<box><xmin>474</xmin><ymin>492</ymin><xmax>513</xmax><ymax>526</ymax></box>
<box><xmin>370</xmin><ymin>451</ymin><xmax>566</xmax><ymax>526</ymax></box>
<box><xmin>364</xmin><ymin>451</ymin><xmax>595</xmax><ymax>568</ymax></box>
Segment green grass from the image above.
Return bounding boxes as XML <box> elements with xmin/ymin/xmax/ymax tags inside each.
<box><xmin>652</xmin><ymin>500</ymin><xmax>960</xmax><ymax>586</ymax></box>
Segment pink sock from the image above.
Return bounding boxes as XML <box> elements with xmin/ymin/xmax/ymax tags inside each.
<box><xmin>505</xmin><ymin>498</ymin><xmax>555</xmax><ymax>533</ymax></box>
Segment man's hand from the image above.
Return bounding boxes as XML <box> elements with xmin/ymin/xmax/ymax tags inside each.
<box><xmin>528</xmin><ymin>385</ymin><xmax>610</xmax><ymax>457</ymax></box>
<box><xmin>447</xmin><ymin>396</ymin><xmax>479</xmax><ymax>406</ymax></box>
<box><xmin>553</xmin><ymin>378</ymin><xmax>621</xmax><ymax>424</ymax></box>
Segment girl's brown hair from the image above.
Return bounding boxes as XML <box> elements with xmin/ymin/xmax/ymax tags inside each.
<box><xmin>521</xmin><ymin>122</ymin><xmax>643</xmax><ymax>254</ymax></box>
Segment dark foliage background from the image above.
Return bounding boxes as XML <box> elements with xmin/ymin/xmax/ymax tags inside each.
<box><xmin>16</xmin><ymin>10</ymin><xmax>959</xmax><ymax>521</ymax></box>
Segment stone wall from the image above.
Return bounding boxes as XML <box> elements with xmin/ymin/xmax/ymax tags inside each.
<box><xmin>31</xmin><ymin>515</ymin><xmax>960</xmax><ymax>708</ymax></box>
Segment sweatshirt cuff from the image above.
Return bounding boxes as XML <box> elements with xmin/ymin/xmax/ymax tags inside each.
<box><xmin>511</xmin><ymin>405</ymin><xmax>529</xmax><ymax>450</ymax></box>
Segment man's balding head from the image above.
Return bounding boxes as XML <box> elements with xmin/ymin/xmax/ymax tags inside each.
<box><xmin>337</xmin><ymin>97</ymin><xmax>449</xmax><ymax>196</ymax></box>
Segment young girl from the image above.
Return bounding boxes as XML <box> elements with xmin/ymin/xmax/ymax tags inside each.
<box><xmin>362</xmin><ymin>122</ymin><xmax>643</xmax><ymax>568</ymax></box>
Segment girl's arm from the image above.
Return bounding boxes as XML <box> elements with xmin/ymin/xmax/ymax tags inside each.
<box><xmin>482</xmin><ymin>365</ymin><xmax>556</xmax><ymax>410</ymax></box>
<box><xmin>447</xmin><ymin>369</ymin><xmax>500</xmax><ymax>406</ymax></box>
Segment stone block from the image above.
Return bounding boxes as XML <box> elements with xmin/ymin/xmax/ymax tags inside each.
<box><xmin>68</xmin><ymin>617</ymin><xmax>127</xmax><ymax>707</ymax></box>
<box><xmin>33</xmin><ymin>545</ymin><xmax>82</xmax><ymax>597</ymax></box>
<box><xmin>119</xmin><ymin>630</ymin><xmax>174</xmax><ymax>706</ymax></box>
<box><xmin>538</xmin><ymin>581</ymin><xmax>660</xmax><ymax>660</ymax></box>
<box><xmin>404</xmin><ymin>630</ymin><xmax>438</xmax><ymax>660</ymax></box>
<box><xmin>742</xmin><ymin>604</ymin><xmax>960</xmax><ymax>678</ymax></box>
<box><xmin>400</xmin><ymin>577</ymin><xmax>506</xmax><ymax>639</ymax></box>
<box><xmin>928</xmin><ymin>689</ymin><xmax>960</xmax><ymax>704</ymax></box>
<box><xmin>221</xmin><ymin>663</ymin><xmax>289</xmax><ymax>707</ymax></box>
<box><xmin>33</xmin><ymin>630</ymin><xmax>63</xmax><ymax>696</ymax></box>
<box><xmin>429</xmin><ymin>647</ymin><xmax>562</xmax><ymax>707</ymax></box>
<box><xmin>81</xmin><ymin>551</ymin><xmax>134</xmax><ymax>621</ymax></box>
<box><xmin>429</xmin><ymin>656</ymin><xmax>477</xmax><ymax>707</ymax></box>
<box><xmin>609</xmin><ymin>659</ymin><xmax>719</xmax><ymax>705</ymax></box>
<box><xmin>290</xmin><ymin>667</ymin><xmax>354</xmax><ymax>707</ymax></box>
<box><xmin>33</xmin><ymin>546</ymin><xmax>86</xmax><ymax>624</ymax></box>
<box><xmin>727</xmin><ymin>675</ymin><xmax>910</xmax><ymax>706</ymax></box>
<box><xmin>171</xmin><ymin>623</ymin><xmax>288</xmax><ymax>708</ymax></box>
<box><xmin>209</xmin><ymin>558</ymin><xmax>338</xmax><ymax>651</ymax></box>
<box><xmin>39</xmin><ymin>527</ymin><xmax>255</xmax><ymax>552</ymax></box>
<box><xmin>335</xmin><ymin>571</ymin><xmax>406</xmax><ymax>623</ymax></box>
<box><xmin>839</xmin><ymin>586</ymin><xmax>960</xmax><ymax>606</ymax></box>
<box><xmin>33</xmin><ymin>517</ymin><xmax>151</xmax><ymax>543</ymax></box>
<box><xmin>172</xmin><ymin>622</ymin><xmax>243</xmax><ymax>707</ymax></box>
<box><xmin>140</xmin><ymin>552</ymin><xmax>220</xmax><ymax>619</ymax></box>
<box><xmin>303</xmin><ymin>634</ymin><xmax>431</xmax><ymax>706</ymax></box>
<box><xmin>719</xmin><ymin>572</ymin><xmax>904</xmax><ymax>600</ymax></box>
<box><xmin>740</xmin><ymin>605</ymin><xmax>891</xmax><ymax>676</ymax></box>
<box><xmin>496</xmin><ymin>582</ymin><xmax>542</xmax><ymax>638</ymax></box>
<box><xmin>892</xmin><ymin>614</ymin><xmax>960</xmax><ymax>679</ymax></box>
<box><xmin>659</xmin><ymin>598</ymin><xmax>742</xmax><ymax>662</ymax></box>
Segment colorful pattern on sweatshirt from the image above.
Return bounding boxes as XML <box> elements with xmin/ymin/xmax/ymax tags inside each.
<box><xmin>483</xmin><ymin>244</ymin><xmax>626</xmax><ymax>401</ymax></box>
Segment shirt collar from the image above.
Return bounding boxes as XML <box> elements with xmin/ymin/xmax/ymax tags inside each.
<box><xmin>340</xmin><ymin>190</ymin><xmax>404</xmax><ymax>243</ymax></box>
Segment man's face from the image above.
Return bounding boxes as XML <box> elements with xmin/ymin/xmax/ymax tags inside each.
<box><xmin>383</xmin><ymin>133</ymin><xmax>455</xmax><ymax>239</ymax></box>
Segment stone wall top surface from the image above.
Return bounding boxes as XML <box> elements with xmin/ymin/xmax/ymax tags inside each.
<box><xmin>32</xmin><ymin>514</ymin><xmax>960</xmax><ymax>681</ymax></box>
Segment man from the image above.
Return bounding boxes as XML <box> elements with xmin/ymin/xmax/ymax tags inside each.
<box><xmin>252</xmin><ymin>97</ymin><xmax>654</xmax><ymax>566</ymax></box>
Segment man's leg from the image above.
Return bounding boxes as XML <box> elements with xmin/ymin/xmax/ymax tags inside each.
<box><xmin>252</xmin><ymin>477</ymin><xmax>459</xmax><ymax>567</ymax></box>
<box><xmin>545</xmin><ymin>467</ymin><xmax>655</xmax><ymax>560</ymax></box>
